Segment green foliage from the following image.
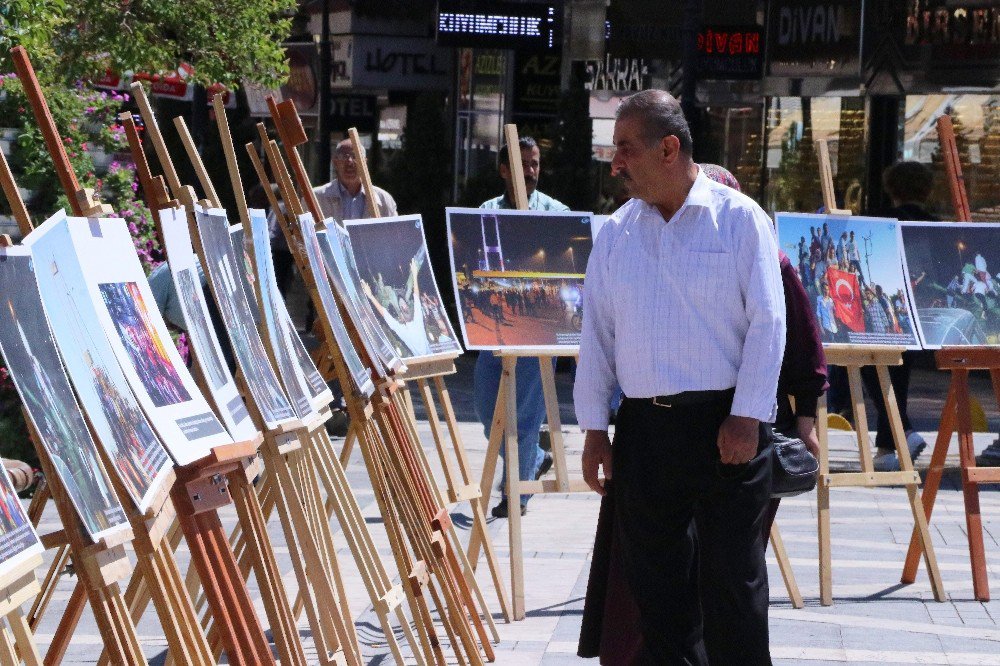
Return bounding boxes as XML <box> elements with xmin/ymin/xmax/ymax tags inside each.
<box><xmin>0</xmin><ymin>0</ymin><xmax>297</xmax><ymax>89</ymax></box>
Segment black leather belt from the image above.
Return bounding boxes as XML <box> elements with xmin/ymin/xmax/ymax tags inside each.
<box><xmin>625</xmin><ymin>387</ymin><xmax>735</xmax><ymax>408</ymax></box>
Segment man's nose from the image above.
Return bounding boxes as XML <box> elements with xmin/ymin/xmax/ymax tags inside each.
<box><xmin>610</xmin><ymin>151</ymin><xmax>624</xmax><ymax>176</ymax></box>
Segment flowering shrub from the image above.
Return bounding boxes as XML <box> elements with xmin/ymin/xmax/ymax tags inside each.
<box><xmin>0</xmin><ymin>77</ymin><xmax>174</xmax><ymax>466</ymax></box>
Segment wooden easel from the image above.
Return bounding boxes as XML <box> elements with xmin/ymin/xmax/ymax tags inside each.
<box><xmin>203</xmin><ymin>92</ymin><xmax>423</xmax><ymax>663</ymax></box>
<box><xmin>812</xmin><ymin>138</ymin><xmax>945</xmax><ymax>605</ymax></box>
<box><xmin>900</xmin><ymin>114</ymin><xmax>1000</xmax><ymax>601</ymax></box>
<box><xmin>0</xmin><ymin>542</ymin><xmax>44</xmax><ymax>666</ymax></box>
<box><xmin>15</xmin><ymin>52</ymin><xmax>281</xmax><ymax>663</ymax></box>
<box><xmin>257</xmin><ymin>101</ymin><xmax>496</xmax><ymax>663</ymax></box>
<box><xmin>129</xmin><ymin>83</ymin><xmax>370</xmax><ymax>665</ymax></box>
<box><xmin>333</xmin><ymin>128</ymin><xmax>512</xmax><ymax>621</ymax></box>
<box><xmin>460</xmin><ymin>124</ymin><xmax>593</xmax><ymax>621</ymax></box>
<box><xmin>6</xmin><ymin>48</ymin><xmax>221</xmax><ymax>665</ymax></box>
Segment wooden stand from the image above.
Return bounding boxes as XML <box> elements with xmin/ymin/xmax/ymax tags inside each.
<box><xmin>0</xmin><ymin>554</ymin><xmax>44</xmax><ymax>666</ymax></box>
<box><xmin>900</xmin><ymin>115</ymin><xmax>997</xmax><ymax>601</ymax></box>
<box><xmin>809</xmin><ymin>138</ymin><xmax>944</xmax><ymax>605</ymax></box>
<box><xmin>256</xmin><ymin>103</ymin><xmax>496</xmax><ymax>663</ymax></box>
<box><xmin>130</xmin><ymin>85</ymin><xmax>370</xmax><ymax>665</ymax></box>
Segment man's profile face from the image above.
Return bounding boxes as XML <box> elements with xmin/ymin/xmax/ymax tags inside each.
<box><xmin>332</xmin><ymin>141</ymin><xmax>361</xmax><ymax>188</ymax></box>
<box><xmin>610</xmin><ymin>115</ymin><xmax>664</xmax><ymax>201</ymax></box>
<box><xmin>500</xmin><ymin>145</ymin><xmax>541</xmax><ymax>196</ymax></box>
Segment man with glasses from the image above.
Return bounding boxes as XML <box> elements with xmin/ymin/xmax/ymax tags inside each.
<box><xmin>574</xmin><ymin>90</ymin><xmax>785</xmax><ymax>664</ymax></box>
<box><xmin>314</xmin><ymin>138</ymin><xmax>398</xmax><ymax>222</ymax></box>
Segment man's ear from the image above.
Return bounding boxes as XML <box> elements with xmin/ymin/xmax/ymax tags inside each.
<box><xmin>660</xmin><ymin>135</ymin><xmax>682</xmax><ymax>165</ymax></box>
<box><xmin>499</xmin><ymin>163</ymin><xmax>511</xmax><ymax>181</ymax></box>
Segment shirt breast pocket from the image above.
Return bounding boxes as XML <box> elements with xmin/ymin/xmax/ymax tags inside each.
<box><xmin>674</xmin><ymin>251</ymin><xmax>739</xmax><ymax>305</ymax></box>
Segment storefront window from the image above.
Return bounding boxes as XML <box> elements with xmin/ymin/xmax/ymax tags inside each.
<box><xmin>903</xmin><ymin>94</ymin><xmax>1000</xmax><ymax>221</ymax></box>
<box><xmin>762</xmin><ymin>97</ymin><xmax>866</xmax><ymax>216</ymax></box>
<box><xmin>701</xmin><ymin>105</ymin><xmax>765</xmax><ymax>200</ymax></box>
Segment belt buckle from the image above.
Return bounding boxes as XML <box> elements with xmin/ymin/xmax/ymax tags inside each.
<box><xmin>652</xmin><ymin>396</ymin><xmax>672</xmax><ymax>408</ymax></box>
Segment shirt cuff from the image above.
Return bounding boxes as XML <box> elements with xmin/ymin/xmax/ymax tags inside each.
<box><xmin>730</xmin><ymin>394</ymin><xmax>778</xmax><ymax>423</ymax></box>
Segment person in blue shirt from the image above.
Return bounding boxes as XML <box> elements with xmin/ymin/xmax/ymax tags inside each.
<box><xmin>475</xmin><ymin>136</ymin><xmax>566</xmax><ymax>518</ymax></box>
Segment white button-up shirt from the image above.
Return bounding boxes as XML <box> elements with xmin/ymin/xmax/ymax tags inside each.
<box><xmin>573</xmin><ymin>170</ymin><xmax>786</xmax><ymax>430</ymax></box>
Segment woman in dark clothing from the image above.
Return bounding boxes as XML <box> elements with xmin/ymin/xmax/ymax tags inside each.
<box><xmin>578</xmin><ymin>165</ymin><xmax>828</xmax><ymax>664</ymax></box>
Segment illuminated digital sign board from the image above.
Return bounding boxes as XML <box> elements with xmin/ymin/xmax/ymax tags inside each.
<box><xmin>436</xmin><ymin>0</ymin><xmax>563</xmax><ymax>51</ymax></box>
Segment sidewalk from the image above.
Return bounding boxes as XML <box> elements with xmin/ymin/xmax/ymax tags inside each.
<box><xmin>29</xmin><ymin>414</ymin><xmax>1000</xmax><ymax>664</ymax></box>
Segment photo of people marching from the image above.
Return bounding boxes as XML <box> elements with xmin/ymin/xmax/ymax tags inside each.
<box><xmin>447</xmin><ymin>208</ymin><xmax>592</xmax><ymax>349</ymax></box>
<box><xmin>777</xmin><ymin>213</ymin><xmax>919</xmax><ymax>347</ymax></box>
<box><xmin>900</xmin><ymin>222</ymin><xmax>1000</xmax><ymax>348</ymax></box>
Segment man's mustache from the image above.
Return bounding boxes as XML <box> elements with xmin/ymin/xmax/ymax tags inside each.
<box><xmin>524</xmin><ymin>175</ymin><xmax>537</xmax><ymax>185</ymax></box>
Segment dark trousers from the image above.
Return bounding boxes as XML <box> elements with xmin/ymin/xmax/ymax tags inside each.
<box><xmin>613</xmin><ymin>395</ymin><xmax>773</xmax><ymax>665</ymax></box>
<box><xmin>860</xmin><ymin>358</ymin><xmax>912</xmax><ymax>451</ymax></box>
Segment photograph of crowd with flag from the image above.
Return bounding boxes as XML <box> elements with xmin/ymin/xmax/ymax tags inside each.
<box><xmin>446</xmin><ymin>208</ymin><xmax>593</xmax><ymax>349</ymax></box>
<box><xmin>900</xmin><ymin>221</ymin><xmax>1000</xmax><ymax>348</ymax></box>
<box><xmin>776</xmin><ymin>212</ymin><xmax>919</xmax><ymax>348</ymax></box>
<box><xmin>346</xmin><ymin>215</ymin><xmax>462</xmax><ymax>361</ymax></box>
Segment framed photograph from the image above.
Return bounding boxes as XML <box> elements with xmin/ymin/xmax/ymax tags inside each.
<box><xmin>23</xmin><ymin>212</ymin><xmax>174</xmax><ymax>513</ymax></box>
<box><xmin>775</xmin><ymin>212</ymin><xmax>920</xmax><ymax>349</ymax></box>
<box><xmin>34</xmin><ymin>213</ymin><xmax>233</xmax><ymax>466</ymax></box>
<box><xmin>158</xmin><ymin>207</ymin><xmax>258</xmax><ymax>441</ymax></box>
<box><xmin>298</xmin><ymin>214</ymin><xmax>375</xmax><ymax>399</ymax></box>
<box><xmin>0</xmin><ymin>457</ymin><xmax>44</xmax><ymax>576</ymax></box>
<box><xmin>445</xmin><ymin>207</ymin><xmax>594</xmax><ymax>350</ymax></box>
<box><xmin>900</xmin><ymin>221</ymin><xmax>1000</xmax><ymax>348</ymax></box>
<box><xmin>193</xmin><ymin>207</ymin><xmax>297</xmax><ymax>429</ymax></box>
<box><xmin>345</xmin><ymin>215</ymin><xmax>462</xmax><ymax>362</ymax></box>
<box><xmin>241</xmin><ymin>210</ymin><xmax>331</xmax><ymax>416</ymax></box>
<box><xmin>317</xmin><ymin>224</ymin><xmax>403</xmax><ymax>375</ymax></box>
<box><xmin>0</xmin><ymin>247</ymin><xmax>130</xmax><ymax>542</ymax></box>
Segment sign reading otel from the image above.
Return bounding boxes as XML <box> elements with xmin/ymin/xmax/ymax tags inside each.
<box><xmin>436</xmin><ymin>0</ymin><xmax>563</xmax><ymax>51</ymax></box>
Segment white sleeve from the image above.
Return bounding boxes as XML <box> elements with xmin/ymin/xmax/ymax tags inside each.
<box><xmin>573</xmin><ymin>229</ymin><xmax>618</xmax><ymax>431</ymax></box>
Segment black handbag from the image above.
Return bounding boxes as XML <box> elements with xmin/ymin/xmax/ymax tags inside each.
<box><xmin>769</xmin><ymin>427</ymin><xmax>819</xmax><ymax>498</ymax></box>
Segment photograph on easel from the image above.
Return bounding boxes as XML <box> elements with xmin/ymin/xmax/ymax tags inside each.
<box><xmin>776</xmin><ymin>212</ymin><xmax>920</xmax><ymax>348</ymax></box>
<box><xmin>0</xmin><ymin>249</ymin><xmax>130</xmax><ymax>541</ymax></box>
<box><xmin>298</xmin><ymin>214</ymin><xmax>375</xmax><ymax>398</ymax></box>
<box><xmin>98</xmin><ymin>281</ymin><xmax>191</xmax><ymax>407</ymax></box>
<box><xmin>158</xmin><ymin>207</ymin><xmax>258</xmax><ymax>441</ymax></box>
<box><xmin>242</xmin><ymin>210</ymin><xmax>329</xmax><ymax>415</ymax></box>
<box><xmin>317</xmin><ymin>224</ymin><xmax>403</xmax><ymax>373</ymax></box>
<box><xmin>900</xmin><ymin>221</ymin><xmax>1000</xmax><ymax>348</ymax></box>
<box><xmin>44</xmin><ymin>214</ymin><xmax>233</xmax><ymax>464</ymax></box>
<box><xmin>345</xmin><ymin>215</ymin><xmax>462</xmax><ymax>361</ymax></box>
<box><xmin>446</xmin><ymin>207</ymin><xmax>594</xmax><ymax>350</ymax></box>
<box><xmin>20</xmin><ymin>219</ymin><xmax>173</xmax><ymax>514</ymax></box>
<box><xmin>193</xmin><ymin>207</ymin><xmax>297</xmax><ymax>427</ymax></box>
<box><xmin>0</xmin><ymin>460</ymin><xmax>43</xmax><ymax>571</ymax></box>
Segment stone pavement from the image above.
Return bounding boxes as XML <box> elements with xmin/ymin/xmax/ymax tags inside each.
<box><xmin>26</xmin><ymin>410</ymin><xmax>1000</xmax><ymax>664</ymax></box>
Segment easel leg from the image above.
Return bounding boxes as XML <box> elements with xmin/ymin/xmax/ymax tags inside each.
<box><xmin>954</xmin><ymin>371</ymin><xmax>990</xmax><ymax>601</ymax></box>
<box><xmin>340</xmin><ymin>424</ymin><xmax>357</xmax><ymax>467</ymax></box>
<box><xmin>501</xmin><ymin>358</ymin><xmax>525</xmax><ymax>621</ymax></box>
<box><xmin>876</xmin><ymin>365</ymin><xmax>946</xmax><ymax>602</ymax></box>
<box><xmin>817</xmin><ymin>393</ymin><xmax>833</xmax><ymax>606</ymax></box>
<box><xmin>27</xmin><ymin>546</ymin><xmax>69</xmax><ymax>629</ymax></box>
<box><xmin>6</xmin><ymin>610</ymin><xmax>41</xmax><ymax>666</ymax></box>
<box><xmin>434</xmin><ymin>376</ymin><xmax>512</xmax><ymax>623</ymax></box>
<box><xmin>902</xmin><ymin>384</ymin><xmax>956</xmax><ymax>584</ymax></box>
<box><xmin>769</xmin><ymin>522</ymin><xmax>803</xmax><ymax>609</ymax></box>
<box><xmin>468</xmin><ymin>371</ymin><xmax>507</xmax><ymax>570</ymax></box>
<box><xmin>42</xmin><ymin>583</ymin><xmax>86</xmax><ymax>664</ymax></box>
<box><xmin>537</xmin><ymin>359</ymin><xmax>569</xmax><ymax>490</ymax></box>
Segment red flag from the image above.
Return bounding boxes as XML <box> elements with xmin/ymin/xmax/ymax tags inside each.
<box><xmin>827</xmin><ymin>267</ymin><xmax>865</xmax><ymax>332</ymax></box>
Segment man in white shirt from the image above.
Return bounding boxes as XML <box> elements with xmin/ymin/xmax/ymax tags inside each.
<box><xmin>574</xmin><ymin>90</ymin><xmax>785</xmax><ymax>664</ymax></box>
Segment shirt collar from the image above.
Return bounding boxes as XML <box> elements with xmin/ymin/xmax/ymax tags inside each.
<box><xmin>684</xmin><ymin>167</ymin><xmax>715</xmax><ymax>209</ymax></box>
<box><xmin>338</xmin><ymin>180</ymin><xmax>364</xmax><ymax>200</ymax></box>
<box><xmin>501</xmin><ymin>190</ymin><xmax>538</xmax><ymax>209</ymax></box>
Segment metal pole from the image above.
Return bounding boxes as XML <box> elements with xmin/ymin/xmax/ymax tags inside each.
<box><xmin>317</xmin><ymin>0</ymin><xmax>332</xmax><ymax>186</ymax></box>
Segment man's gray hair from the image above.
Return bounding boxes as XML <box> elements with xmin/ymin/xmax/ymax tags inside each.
<box><xmin>616</xmin><ymin>90</ymin><xmax>693</xmax><ymax>155</ymax></box>
<box><xmin>335</xmin><ymin>138</ymin><xmax>365</xmax><ymax>158</ymax></box>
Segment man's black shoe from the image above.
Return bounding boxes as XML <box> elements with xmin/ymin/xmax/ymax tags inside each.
<box><xmin>491</xmin><ymin>499</ymin><xmax>527</xmax><ymax>518</ymax></box>
<box><xmin>535</xmin><ymin>452</ymin><xmax>553</xmax><ymax>480</ymax></box>
<box><xmin>325</xmin><ymin>409</ymin><xmax>350</xmax><ymax>438</ymax></box>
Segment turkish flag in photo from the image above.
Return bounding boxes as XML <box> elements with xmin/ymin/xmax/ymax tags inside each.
<box><xmin>827</xmin><ymin>267</ymin><xmax>865</xmax><ymax>332</ymax></box>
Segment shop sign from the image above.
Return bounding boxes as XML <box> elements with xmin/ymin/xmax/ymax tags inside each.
<box><xmin>333</xmin><ymin>36</ymin><xmax>453</xmax><ymax>91</ymax></box>
<box><xmin>436</xmin><ymin>0</ymin><xmax>563</xmax><ymax>51</ymax></box>
<box><xmin>582</xmin><ymin>56</ymin><xmax>648</xmax><ymax>92</ymax></box>
<box><xmin>329</xmin><ymin>94</ymin><xmax>378</xmax><ymax>132</ymax></box>
<box><xmin>697</xmin><ymin>25</ymin><xmax>764</xmax><ymax>80</ymax></box>
<box><xmin>901</xmin><ymin>1</ymin><xmax>1000</xmax><ymax>66</ymax></box>
<box><xmin>512</xmin><ymin>53</ymin><xmax>562</xmax><ymax>118</ymax></box>
<box><xmin>767</xmin><ymin>0</ymin><xmax>862</xmax><ymax>77</ymax></box>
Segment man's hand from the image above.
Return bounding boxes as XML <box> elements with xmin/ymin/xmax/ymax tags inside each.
<box><xmin>796</xmin><ymin>416</ymin><xmax>820</xmax><ymax>457</ymax></box>
<box><xmin>717</xmin><ymin>415</ymin><xmax>760</xmax><ymax>465</ymax></box>
<box><xmin>582</xmin><ymin>430</ymin><xmax>612</xmax><ymax>496</ymax></box>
